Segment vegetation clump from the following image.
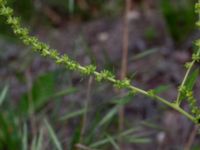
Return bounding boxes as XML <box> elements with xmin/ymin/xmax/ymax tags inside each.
<box><xmin>0</xmin><ymin>0</ymin><xmax>200</xmax><ymax>125</ymax></box>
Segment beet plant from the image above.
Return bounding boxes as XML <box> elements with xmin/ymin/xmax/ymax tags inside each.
<box><xmin>0</xmin><ymin>0</ymin><xmax>200</xmax><ymax>126</ymax></box>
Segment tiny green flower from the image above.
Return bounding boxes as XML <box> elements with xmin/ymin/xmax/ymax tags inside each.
<box><xmin>196</xmin><ymin>20</ymin><xmax>200</xmax><ymax>28</ymax></box>
<box><xmin>195</xmin><ymin>3</ymin><xmax>200</xmax><ymax>13</ymax></box>
<box><xmin>49</xmin><ymin>49</ymin><xmax>60</xmax><ymax>59</ymax></box>
<box><xmin>114</xmin><ymin>78</ymin><xmax>130</xmax><ymax>89</ymax></box>
<box><xmin>192</xmin><ymin>53</ymin><xmax>200</xmax><ymax>62</ymax></box>
<box><xmin>195</xmin><ymin>39</ymin><xmax>200</xmax><ymax>47</ymax></box>
<box><xmin>0</xmin><ymin>6</ymin><xmax>13</xmax><ymax>16</ymax></box>
<box><xmin>80</xmin><ymin>65</ymin><xmax>96</xmax><ymax>75</ymax></box>
<box><xmin>185</xmin><ymin>62</ymin><xmax>193</xmax><ymax>69</ymax></box>
<box><xmin>96</xmin><ymin>70</ymin><xmax>114</xmax><ymax>82</ymax></box>
<box><xmin>66</xmin><ymin>60</ymin><xmax>79</xmax><ymax>70</ymax></box>
<box><xmin>56</xmin><ymin>54</ymin><xmax>69</xmax><ymax>64</ymax></box>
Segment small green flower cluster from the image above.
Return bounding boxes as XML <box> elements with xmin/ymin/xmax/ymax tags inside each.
<box><xmin>194</xmin><ymin>2</ymin><xmax>200</xmax><ymax>63</ymax></box>
<box><xmin>114</xmin><ymin>78</ymin><xmax>131</xmax><ymax>89</ymax></box>
<box><xmin>178</xmin><ymin>84</ymin><xmax>200</xmax><ymax>123</ymax></box>
<box><xmin>184</xmin><ymin>62</ymin><xmax>193</xmax><ymax>69</ymax></box>
<box><xmin>96</xmin><ymin>70</ymin><xmax>115</xmax><ymax>82</ymax></box>
<box><xmin>192</xmin><ymin>53</ymin><xmax>200</xmax><ymax>62</ymax></box>
<box><xmin>80</xmin><ymin>65</ymin><xmax>96</xmax><ymax>75</ymax></box>
<box><xmin>195</xmin><ymin>2</ymin><xmax>200</xmax><ymax>14</ymax></box>
<box><xmin>178</xmin><ymin>85</ymin><xmax>187</xmax><ymax>95</ymax></box>
<box><xmin>0</xmin><ymin>0</ymin><xmax>133</xmax><ymax>91</ymax></box>
<box><xmin>186</xmin><ymin>91</ymin><xmax>200</xmax><ymax>123</ymax></box>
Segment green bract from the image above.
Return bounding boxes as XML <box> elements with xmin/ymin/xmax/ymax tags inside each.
<box><xmin>80</xmin><ymin>65</ymin><xmax>96</xmax><ymax>75</ymax></box>
<box><xmin>192</xmin><ymin>53</ymin><xmax>200</xmax><ymax>62</ymax></box>
<box><xmin>195</xmin><ymin>3</ymin><xmax>200</xmax><ymax>13</ymax></box>
<box><xmin>96</xmin><ymin>70</ymin><xmax>115</xmax><ymax>82</ymax></box>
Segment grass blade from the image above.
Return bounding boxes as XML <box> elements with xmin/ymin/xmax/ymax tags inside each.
<box><xmin>44</xmin><ymin>119</ymin><xmax>63</xmax><ymax>150</ymax></box>
<box><xmin>90</xmin><ymin>137</ymin><xmax>110</xmax><ymax>148</ymax></box>
<box><xmin>36</xmin><ymin>128</ymin><xmax>44</xmax><ymax>150</ymax></box>
<box><xmin>118</xmin><ymin>127</ymin><xmax>141</xmax><ymax>137</ymax></box>
<box><xmin>31</xmin><ymin>136</ymin><xmax>37</xmax><ymax>150</ymax></box>
<box><xmin>22</xmin><ymin>124</ymin><xmax>28</xmax><ymax>150</ymax></box>
<box><xmin>0</xmin><ymin>85</ymin><xmax>8</xmax><ymax>106</ymax></box>
<box><xmin>60</xmin><ymin>108</ymin><xmax>86</xmax><ymax>121</ymax></box>
<box><xmin>106</xmin><ymin>134</ymin><xmax>120</xmax><ymax>150</ymax></box>
<box><xmin>98</xmin><ymin>107</ymin><xmax>117</xmax><ymax>127</ymax></box>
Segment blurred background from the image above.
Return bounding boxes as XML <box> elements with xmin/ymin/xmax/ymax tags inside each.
<box><xmin>0</xmin><ymin>0</ymin><xmax>200</xmax><ymax>149</ymax></box>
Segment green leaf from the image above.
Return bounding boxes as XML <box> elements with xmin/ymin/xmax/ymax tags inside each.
<box><xmin>151</xmin><ymin>85</ymin><xmax>170</xmax><ymax>95</ymax></box>
<box><xmin>44</xmin><ymin>119</ymin><xmax>63</xmax><ymax>150</ymax></box>
<box><xmin>185</xmin><ymin>69</ymin><xmax>199</xmax><ymax>91</ymax></box>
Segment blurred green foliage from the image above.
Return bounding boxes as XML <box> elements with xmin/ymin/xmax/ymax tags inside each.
<box><xmin>0</xmin><ymin>71</ymin><xmax>77</xmax><ymax>150</ymax></box>
<box><xmin>0</xmin><ymin>85</ymin><xmax>22</xmax><ymax>150</ymax></box>
<box><xmin>161</xmin><ymin>0</ymin><xmax>196</xmax><ymax>43</ymax></box>
<box><xmin>144</xmin><ymin>26</ymin><xmax>157</xmax><ymax>42</ymax></box>
<box><xmin>44</xmin><ymin>0</ymin><xmax>123</xmax><ymax>20</ymax></box>
<box><xmin>18</xmin><ymin>72</ymin><xmax>56</xmax><ymax>117</ymax></box>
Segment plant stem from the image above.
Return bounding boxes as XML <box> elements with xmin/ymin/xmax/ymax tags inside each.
<box><xmin>94</xmin><ymin>71</ymin><xmax>196</xmax><ymax>123</ymax></box>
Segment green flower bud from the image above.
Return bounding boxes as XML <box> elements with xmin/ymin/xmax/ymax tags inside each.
<box><xmin>96</xmin><ymin>70</ymin><xmax>114</xmax><ymax>82</ymax></box>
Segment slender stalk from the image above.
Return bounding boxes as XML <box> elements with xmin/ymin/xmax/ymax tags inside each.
<box><xmin>176</xmin><ymin>60</ymin><xmax>195</xmax><ymax>105</ymax></box>
<box><xmin>118</xmin><ymin>0</ymin><xmax>131</xmax><ymax>135</ymax></box>
<box><xmin>184</xmin><ymin>125</ymin><xmax>199</xmax><ymax>150</ymax></box>
<box><xmin>80</xmin><ymin>77</ymin><xmax>93</xmax><ymax>145</ymax></box>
